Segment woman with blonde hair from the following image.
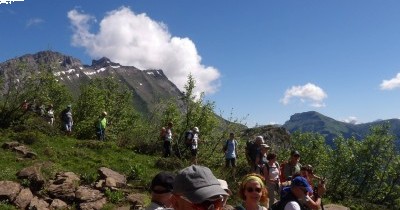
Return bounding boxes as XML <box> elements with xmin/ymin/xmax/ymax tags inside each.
<box><xmin>236</xmin><ymin>173</ymin><xmax>269</xmax><ymax>210</ymax></box>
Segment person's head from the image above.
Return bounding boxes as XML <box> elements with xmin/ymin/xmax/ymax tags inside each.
<box><xmin>267</xmin><ymin>153</ymin><xmax>277</xmax><ymax>162</ymax></box>
<box><xmin>171</xmin><ymin>165</ymin><xmax>227</xmax><ymax>210</ymax></box>
<box><xmin>238</xmin><ymin>173</ymin><xmax>268</xmax><ymax>204</ymax></box>
<box><xmin>101</xmin><ymin>111</ymin><xmax>107</xmax><ymax>117</ymax></box>
<box><xmin>167</xmin><ymin>122</ymin><xmax>173</xmax><ymax>127</ymax></box>
<box><xmin>290</xmin><ymin>176</ymin><xmax>313</xmax><ymax>198</ymax></box>
<box><xmin>218</xmin><ymin>179</ymin><xmax>232</xmax><ymax>207</ymax></box>
<box><xmin>290</xmin><ymin>150</ymin><xmax>300</xmax><ymax>163</ymax></box>
<box><xmin>67</xmin><ymin>104</ymin><xmax>71</xmax><ymax>110</ymax></box>
<box><xmin>254</xmin><ymin>136</ymin><xmax>264</xmax><ymax>145</ymax></box>
<box><xmin>260</xmin><ymin>144</ymin><xmax>270</xmax><ymax>154</ymax></box>
<box><xmin>193</xmin><ymin>127</ymin><xmax>200</xmax><ymax>133</ymax></box>
<box><xmin>150</xmin><ymin>171</ymin><xmax>176</xmax><ymax>207</ymax></box>
<box><xmin>229</xmin><ymin>133</ymin><xmax>235</xmax><ymax>139</ymax></box>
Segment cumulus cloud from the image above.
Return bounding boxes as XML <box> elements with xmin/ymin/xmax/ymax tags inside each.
<box><xmin>380</xmin><ymin>73</ymin><xmax>400</xmax><ymax>90</ymax></box>
<box><xmin>26</xmin><ymin>18</ymin><xmax>44</xmax><ymax>27</ymax></box>
<box><xmin>67</xmin><ymin>7</ymin><xmax>220</xmax><ymax>95</ymax></box>
<box><xmin>280</xmin><ymin>83</ymin><xmax>327</xmax><ymax>107</ymax></box>
<box><xmin>342</xmin><ymin>116</ymin><xmax>359</xmax><ymax>124</ymax></box>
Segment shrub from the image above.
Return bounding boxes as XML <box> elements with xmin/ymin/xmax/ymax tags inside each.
<box><xmin>104</xmin><ymin>188</ymin><xmax>124</xmax><ymax>204</ymax></box>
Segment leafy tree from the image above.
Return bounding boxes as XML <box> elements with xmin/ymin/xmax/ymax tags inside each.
<box><xmin>0</xmin><ymin>62</ymin><xmax>72</xmax><ymax>128</ymax></box>
<box><xmin>74</xmin><ymin>77</ymin><xmax>139</xmax><ymax>140</ymax></box>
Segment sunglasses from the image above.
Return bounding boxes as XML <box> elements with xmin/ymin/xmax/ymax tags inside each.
<box><xmin>177</xmin><ymin>194</ymin><xmax>224</xmax><ymax>210</ymax></box>
<box><xmin>246</xmin><ymin>187</ymin><xmax>262</xmax><ymax>193</ymax></box>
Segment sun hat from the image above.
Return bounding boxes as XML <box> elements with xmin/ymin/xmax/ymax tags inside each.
<box><xmin>218</xmin><ymin>179</ymin><xmax>232</xmax><ymax>195</ymax></box>
<box><xmin>173</xmin><ymin>165</ymin><xmax>228</xmax><ymax>203</ymax></box>
<box><xmin>291</xmin><ymin>176</ymin><xmax>312</xmax><ymax>193</ymax></box>
<box><xmin>150</xmin><ymin>171</ymin><xmax>175</xmax><ymax>194</ymax></box>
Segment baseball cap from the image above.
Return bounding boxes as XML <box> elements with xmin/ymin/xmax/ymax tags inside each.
<box><xmin>291</xmin><ymin>150</ymin><xmax>300</xmax><ymax>157</ymax></box>
<box><xmin>291</xmin><ymin>176</ymin><xmax>312</xmax><ymax>193</ymax></box>
<box><xmin>173</xmin><ymin>165</ymin><xmax>228</xmax><ymax>204</ymax></box>
<box><xmin>260</xmin><ymin>144</ymin><xmax>270</xmax><ymax>149</ymax></box>
<box><xmin>193</xmin><ymin>127</ymin><xmax>199</xmax><ymax>132</ymax></box>
<box><xmin>150</xmin><ymin>171</ymin><xmax>175</xmax><ymax>194</ymax></box>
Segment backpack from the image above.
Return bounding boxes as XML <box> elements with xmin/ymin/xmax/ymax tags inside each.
<box><xmin>259</xmin><ymin>162</ymin><xmax>280</xmax><ymax>176</ymax></box>
<box><xmin>223</xmin><ymin>139</ymin><xmax>237</xmax><ymax>152</ymax></box>
<box><xmin>184</xmin><ymin>130</ymin><xmax>193</xmax><ymax>147</ymax></box>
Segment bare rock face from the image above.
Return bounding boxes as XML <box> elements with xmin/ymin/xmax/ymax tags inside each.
<box><xmin>14</xmin><ymin>188</ymin><xmax>33</xmax><ymax>209</ymax></box>
<box><xmin>75</xmin><ymin>186</ymin><xmax>104</xmax><ymax>202</ymax></box>
<box><xmin>105</xmin><ymin>177</ymin><xmax>117</xmax><ymax>188</ymax></box>
<box><xmin>12</xmin><ymin>145</ymin><xmax>29</xmax><ymax>155</ymax></box>
<box><xmin>98</xmin><ymin>167</ymin><xmax>126</xmax><ymax>188</ymax></box>
<box><xmin>29</xmin><ymin>196</ymin><xmax>50</xmax><ymax>210</ymax></box>
<box><xmin>16</xmin><ymin>166</ymin><xmax>45</xmax><ymax>191</ymax></box>
<box><xmin>50</xmin><ymin>199</ymin><xmax>68</xmax><ymax>210</ymax></box>
<box><xmin>0</xmin><ymin>181</ymin><xmax>22</xmax><ymax>202</ymax></box>
<box><xmin>79</xmin><ymin>197</ymin><xmax>107</xmax><ymax>210</ymax></box>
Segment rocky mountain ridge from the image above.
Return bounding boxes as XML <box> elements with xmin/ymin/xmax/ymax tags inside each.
<box><xmin>0</xmin><ymin>51</ymin><xmax>184</xmax><ymax>116</ymax></box>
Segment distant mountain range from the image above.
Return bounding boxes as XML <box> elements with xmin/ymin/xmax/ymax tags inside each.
<box><xmin>282</xmin><ymin>111</ymin><xmax>400</xmax><ymax>147</ymax></box>
<box><xmin>0</xmin><ymin>51</ymin><xmax>184</xmax><ymax>116</ymax></box>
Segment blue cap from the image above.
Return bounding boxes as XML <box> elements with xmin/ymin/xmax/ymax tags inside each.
<box><xmin>291</xmin><ymin>176</ymin><xmax>312</xmax><ymax>193</ymax></box>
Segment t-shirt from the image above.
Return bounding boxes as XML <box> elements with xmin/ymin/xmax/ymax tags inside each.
<box><xmin>267</xmin><ymin>162</ymin><xmax>280</xmax><ymax>180</ymax></box>
<box><xmin>165</xmin><ymin>128</ymin><xmax>173</xmax><ymax>142</ymax></box>
<box><xmin>283</xmin><ymin>162</ymin><xmax>302</xmax><ymax>181</ymax></box>
<box><xmin>191</xmin><ymin>133</ymin><xmax>198</xmax><ymax>149</ymax></box>
<box><xmin>225</xmin><ymin>139</ymin><xmax>238</xmax><ymax>159</ymax></box>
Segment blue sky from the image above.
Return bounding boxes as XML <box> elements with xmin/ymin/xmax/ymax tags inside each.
<box><xmin>1</xmin><ymin>0</ymin><xmax>400</xmax><ymax>127</ymax></box>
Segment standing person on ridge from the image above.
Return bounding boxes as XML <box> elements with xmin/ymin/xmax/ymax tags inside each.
<box><xmin>46</xmin><ymin>104</ymin><xmax>55</xmax><ymax>126</ymax></box>
<box><xmin>223</xmin><ymin>132</ymin><xmax>238</xmax><ymax>178</ymax></box>
<box><xmin>161</xmin><ymin>122</ymin><xmax>173</xmax><ymax>157</ymax></box>
<box><xmin>190</xmin><ymin>126</ymin><xmax>200</xmax><ymax>164</ymax></box>
<box><xmin>61</xmin><ymin>105</ymin><xmax>73</xmax><ymax>136</ymax></box>
<box><xmin>96</xmin><ymin>111</ymin><xmax>107</xmax><ymax>141</ymax></box>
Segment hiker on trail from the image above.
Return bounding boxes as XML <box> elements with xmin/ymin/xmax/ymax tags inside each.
<box><xmin>161</xmin><ymin>122</ymin><xmax>173</xmax><ymax>157</ymax></box>
<box><xmin>146</xmin><ymin>171</ymin><xmax>175</xmax><ymax>210</ymax></box>
<box><xmin>96</xmin><ymin>111</ymin><xmax>107</xmax><ymax>141</ymax></box>
<box><xmin>236</xmin><ymin>173</ymin><xmax>268</xmax><ymax>210</ymax></box>
<box><xmin>47</xmin><ymin>104</ymin><xmax>55</xmax><ymax>126</ymax></box>
<box><xmin>21</xmin><ymin>100</ymin><xmax>29</xmax><ymax>111</ymax></box>
<box><xmin>263</xmin><ymin>153</ymin><xmax>281</xmax><ymax>208</ymax></box>
<box><xmin>246</xmin><ymin>136</ymin><xmax>264</xmax><ymax>172</ymax></box>
<box><xmin>61</xmin><ymin>105</ymin><xmax>73</xmax><ymax>136</ymax></box>
<box><xmin>218</xmin><ymin>179</ymin><xmax>233</xmax><ymax>208</ymax></box>
<box><xmin>171</xmin><ymin>165</ymin><xmax>228</xmax><ymax>210</ymax></box>
<box><xmin>282</xmin><ymin>150</ymin><xmax>302</xmax><ymax>182</ymax></box>
<box><xmin>255</xmin><ymin>143</ymin><xmax>270</xmax><ymax>174</ymax></box>
<box><xmin>270</xmin><ymin>176</ymin><xmax>312</xmax><ymax>210</ymax></box>
<box><xmin>223</xmin><ymin>132</ymin><xmax>238</xmax><ymax>179</ymax></box>
<box><xmin>189</xmin><ymin>127</ymin><xmax>200</xmax><ymax>164</ymax></box>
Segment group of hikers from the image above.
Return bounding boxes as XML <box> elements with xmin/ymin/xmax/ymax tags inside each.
<box><xmin>21</xmin><ymin>101</ymin><xmax>108</xmax><ymax>141</ymax></box>
<box><xmin>157</xmin><ymin>123</ymin><xmax>326</xmax><ymax>210</ymax></box>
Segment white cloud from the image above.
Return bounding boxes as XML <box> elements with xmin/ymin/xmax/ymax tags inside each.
<box><xmin>26</xmin><ymin>18</ymin><xmax>44</xmax><ymax>27</ymax></box>
<box><xmin>342</xmin><ymin>116</ymin><xmax>359</xmax><ymax>124</ymax></box>
<box><xmin>380</xmin><ymin>73</ymin><xmax>400</xmax><ymax>90</ymax></box>
<box><xmin>67</xmin><ymin>7</ymin><xmax>220</xmax><ymax>95</ymax></box>
<box><xmin>280</xmin><ymin>83</ymin><xmax>327</xmax><ymax>107</ymax></box>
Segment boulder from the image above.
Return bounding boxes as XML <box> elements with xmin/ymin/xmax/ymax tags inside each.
<box><xmin>75</xmin><ymin>186</ymin><xmax>104</xmax><ymax>202</ymax></box>
<box><xmin>79</xmin><ymin>197</ymin><xmax>107</xmax><ymax>210</ymax></box>
<box><xmin>98</xmin><ymin>167</ymin><xmax>126</xmax><ymax>188</ymax></box>
<box><xmin>25</xmin><ymin>151</ymin><xmax>38</xmax><ymax>159</ymax></box>
<box><xmin>126</xmin><ymin>193</ymin><xmax>146</xmax><ymax>207</ymax></box>
<box><xmin>50</xmin><ymin>199</ymin><xmax>68</xmax><ymax>210</ymax></box>
<box><xmin>53</xmin><ymin>172</ymin><xmax>80</xmax><ymax>185</ymax></box>
<box><xmin>105</xmin><ymin>177</ymin><xmax>117</xmax><ymax>188</ymax></box>
<box><xmin>12</xmin><ymin>145</ymin><xmax>29</xmax><ymax>155</ymax></box>
<box><xmin>14</xmin><ymin>188</ymin><xmax>33</xmax><ymax>209</ymax></box>
<box><xmin>0</xmin><ymin>181</ymin><xmax>21</xmax><ymax>201</ymax></box>
<box><xmin>29</xmin><ymin>196</ymin><xmax>50</xmax><ymax>210</ymax></box>
<box><xmin>16</xmin><ymin>166</ymin><xmax>45</xmax><ymax>191</ymax></box>
<box><xmin>47</xmin><ymin>181</ymin><xmax>76</xmax><ymax>202</ymax></box>
<box><xmin>1</xmin><ymin>141</ymin><xmax>20</xmax><ymax>149</ymax></box>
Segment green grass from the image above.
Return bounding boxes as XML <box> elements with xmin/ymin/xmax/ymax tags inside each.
<box><xmin>0</xmin><ymin>130</ymin><xmax>162</xmax><ymax>189</ymax></box>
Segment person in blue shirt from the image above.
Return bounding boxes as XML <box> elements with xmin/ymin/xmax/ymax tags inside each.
<box><xmin>223</xmin><ymin>132</ymin><xmax>238</xmax><ymax>177</ymax></box>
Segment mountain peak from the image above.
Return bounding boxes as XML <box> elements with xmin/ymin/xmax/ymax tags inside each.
<box><xmin>91</xmin><ymin>57</ymin><xmax>120</xmax><ymax>68</ymax></box>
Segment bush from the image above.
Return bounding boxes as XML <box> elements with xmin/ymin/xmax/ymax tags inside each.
<box><xmin>104</xmin><ymin>188</ymin><xmax>124</xmax><ymax>204</ymax></box>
